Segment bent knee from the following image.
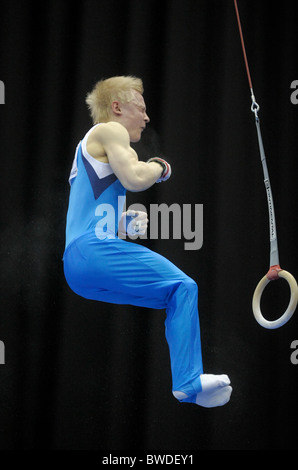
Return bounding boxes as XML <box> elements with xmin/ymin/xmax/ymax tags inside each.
<box><xmin>183</xmin><ymin>276</ymin><xmax>198</xmax><ymax>295</ymax></box>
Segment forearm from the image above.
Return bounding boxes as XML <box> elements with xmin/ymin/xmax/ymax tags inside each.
<box><xmin>127</xmin><ymin>161</ymin><xmax>162</xmax><ymax>192</ymax></box>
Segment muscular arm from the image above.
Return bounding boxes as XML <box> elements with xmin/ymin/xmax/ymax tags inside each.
<box><xmin>88</xmin><ymin>122</ymin><xmax>163</xmax><ymax>192</ymax></box>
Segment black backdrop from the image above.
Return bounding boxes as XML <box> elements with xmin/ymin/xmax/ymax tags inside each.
<box><xmin>0</xmin><ymin>0</ymin><xmax>298</xmax><ymax>451</ymax></box>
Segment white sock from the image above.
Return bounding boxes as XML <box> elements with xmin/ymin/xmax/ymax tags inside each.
<box><xmin>196</xmin><ymin>374</ymin><xmax>232</xmax><ymax>408</ymax></box>
<box><xmin>173</xmin><ymin>374</ymin><xmax>232</xmax><ymax>408</ymax></box>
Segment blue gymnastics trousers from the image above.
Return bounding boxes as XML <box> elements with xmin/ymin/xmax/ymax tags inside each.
<box><xmin>63</xmin><ymin>232</ymin><xmax>203</xmax><ymax>401</ymax></box>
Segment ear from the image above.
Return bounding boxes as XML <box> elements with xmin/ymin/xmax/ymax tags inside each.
<box><xmin>111</xmin><ymin>100</ymin><xmax>122</xmax><ymax>116</ymax></box>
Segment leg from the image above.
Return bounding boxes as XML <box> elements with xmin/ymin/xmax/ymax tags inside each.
<box><xmin>164</xmin><ymin>277</ymin><xmax>204</xmax><ymax>398</ymax></box>
<box><xmin>166</xmin><ymin>280</ymin><xmax>232</xmax><ymax>407</ymax></box>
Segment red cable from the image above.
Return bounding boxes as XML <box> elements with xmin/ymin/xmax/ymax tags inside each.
<box><xmin>234</xmin><ymin>0</ymin><xmax>253</xmax><ymax>91</ymax></box>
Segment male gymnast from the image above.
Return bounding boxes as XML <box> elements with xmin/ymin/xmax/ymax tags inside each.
<box><xmin>63</xmin><ymin>76</ymin><xmax>232</xmax><ymax>407</ymax></box>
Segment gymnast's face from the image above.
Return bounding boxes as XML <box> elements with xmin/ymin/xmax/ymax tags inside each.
<box><xmin>114</xmin><ymin>91</ymin><xmax>150</xmax><ymax>142</ymax></box>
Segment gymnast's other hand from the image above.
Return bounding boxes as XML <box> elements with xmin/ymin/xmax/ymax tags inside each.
<box><xmin>118</xmin><ymin>210</ymin><xmax>148</xmax><ymax>238</ymax></box>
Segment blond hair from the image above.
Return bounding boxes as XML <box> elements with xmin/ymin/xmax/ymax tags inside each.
<box><xmin>85</xmin><ymin>75</ymin><xmax>144</xmax><ymax>124</ymax></box>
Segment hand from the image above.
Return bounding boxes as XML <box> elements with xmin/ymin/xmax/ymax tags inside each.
<box><xmin>147</xmin><ymin>157</ymin><xmax>171</xmax><ymax>183</ymax></box>
<box><xmin>118</xmin><ymin>210</ymin><xmax>148</xmax><ymax>238</ymax></box>
<box><xmin>126</xmin><ymin>210</ymin><xmax>148</xmax><ymax>236</ymax></box>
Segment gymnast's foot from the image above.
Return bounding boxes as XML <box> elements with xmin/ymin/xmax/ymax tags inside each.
<box><xmin>196</xmin><ymin>374</ymin><xmax>232</xmax><ymax>407</ymax></box>
<box><xmin>173</xmin><ymin>374</ymin><xmax>232</xmax><ymax>408</ymax></box>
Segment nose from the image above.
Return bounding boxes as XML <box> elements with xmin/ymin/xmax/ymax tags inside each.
<box><xmin>144</xmin><ymin>112</ymin><xmax>150</xmax><ymax>123</ymax></box>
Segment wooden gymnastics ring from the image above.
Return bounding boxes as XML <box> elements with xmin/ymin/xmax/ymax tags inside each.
<box><xmin>252</xmin><ymin>265</ymin><xmax>298</xmax><ymax>329</ymax></box>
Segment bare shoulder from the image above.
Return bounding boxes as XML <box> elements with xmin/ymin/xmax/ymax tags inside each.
<box><xmin>86</xmin><ymin>122</ymin><xmax>130</xmax><ymax>161</ymax></box>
